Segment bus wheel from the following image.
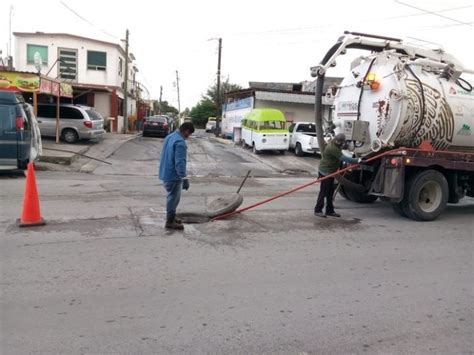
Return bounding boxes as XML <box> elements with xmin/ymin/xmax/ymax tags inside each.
<box><xmin>404</xmin><ymin>170</ymin><xmax>448</xmax><ymax>221</ymax></box>
<box><xmin>252</xmin><ymin>143</ymin><xmax>260</xmax><ymax>155</ymax></box>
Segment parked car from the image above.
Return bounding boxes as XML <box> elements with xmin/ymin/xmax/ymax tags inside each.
<box><xmin>36</xmin><ymin>104</ymin><xmax>105</xmax><ymax>143</ymax></box>
<box><xmin>142</xmin><ymin>115</ymin><xmax>170</xmax><ymax>137</ymax></box>
<box><xmin>205</xmin><ymin>117</ymin><xmax>217</xmax><ymax>132</ymax></box>
<box><xmin>289</xmin><ymin>122</ymin><xmax>319</xmax><ymax>156</ymax></box>
<box><xmin>0</xmin><ymin>91</ymin><xmax>42</xmax><ymax>170</ymax></box>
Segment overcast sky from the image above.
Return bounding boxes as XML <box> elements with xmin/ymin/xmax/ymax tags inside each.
<box><xmin>1</xmin><ymin>0</ymin><xmax>473</xmax><ymax>110</ymax></box>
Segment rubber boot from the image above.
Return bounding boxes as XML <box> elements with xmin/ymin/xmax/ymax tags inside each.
<box><xmin>165</xmin><ymin>218</ymin><xmax>184</xmax><ymax>230</ymax></box>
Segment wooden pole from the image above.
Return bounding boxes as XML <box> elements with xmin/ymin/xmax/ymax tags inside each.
<box><xmin>55</xmin><ymin>94</ymin><xmax>60</xmax><ymax>144</ymax></box>
<box><xmin>33</xmin><ymin>92</ymin><xmax>38</xmax><ymax>116</ymax></box>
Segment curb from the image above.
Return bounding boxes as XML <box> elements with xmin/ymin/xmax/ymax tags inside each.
<box><xmin>209</xmin><ymin>136</ymin><xmax>234</xmax><ymax>146</ymax></box>
<box><xmin>38</xmin><ymin>146</ymin><xmax>90</xmax><ymax>165</ymax></box>
<box><xmin>80</xmin><ymin>133</ymin><xmax>141</xmax><ymax>173</ymax></box>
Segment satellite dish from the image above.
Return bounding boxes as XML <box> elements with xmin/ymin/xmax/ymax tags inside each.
<box><xmin>33</xmin><ymin>52</ymin><xmax>43</xmax><ymax>73</ymax></box>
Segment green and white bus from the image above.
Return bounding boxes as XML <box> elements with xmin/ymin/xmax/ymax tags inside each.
<box><xmin>241</xmin><ymin>108</ymin><xmax>289</xmax><ymax>154</ymax></box>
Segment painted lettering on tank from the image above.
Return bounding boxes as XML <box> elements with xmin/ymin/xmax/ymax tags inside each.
<box><xmin>395</xmin><ymin>79</ymin><xmax>454</xmax><ymax>150</ymax></box>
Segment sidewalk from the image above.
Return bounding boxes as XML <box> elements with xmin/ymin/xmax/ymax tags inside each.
<box><xmin>37</xmin><ymin>133</ymin><xmax>140</xmax><ymax>171</ymax></box>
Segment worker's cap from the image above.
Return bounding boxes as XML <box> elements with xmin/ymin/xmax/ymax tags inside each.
<box><xmin>335</xmin><ymin>133</ymin><xmax>346</xmax><ymax>142</ymax></box>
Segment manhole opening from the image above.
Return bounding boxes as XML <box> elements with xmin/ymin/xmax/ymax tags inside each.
<box><xmin>177</xmin><ymin>213</ymin><xmax>211</xmax><ymax>224</ymax></box>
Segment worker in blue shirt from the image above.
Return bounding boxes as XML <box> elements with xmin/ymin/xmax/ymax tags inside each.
<box><xmin>159</xmin><ymin>122</ymin><xmax>195</xmax><ymax>229</ymax></box>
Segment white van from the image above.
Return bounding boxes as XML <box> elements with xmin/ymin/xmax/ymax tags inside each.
<box><xmin>241</xmin><ymin>109</ymin><xmax>289</xmax><ymax>154</ymax></box>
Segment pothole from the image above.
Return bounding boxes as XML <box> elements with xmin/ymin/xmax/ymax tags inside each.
<box><xmin>176</xmin><ymin>212</ymin><xmax>211</xmax><ymax>224</ymax></box>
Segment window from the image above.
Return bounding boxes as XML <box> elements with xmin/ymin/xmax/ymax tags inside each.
<box><xmin>260</xmin><ymin>121</ymin><xmax>285</xmax><ymax>130</ymax></box>
<box><xmin>296</xmin><ymin>123</ymin><xmax>316</xmax><ymax>133</ymax></box>
<box><xmin>60</xmin><ymin>107</ymin><xmax>84</xmax><ymax>119</ymax></box>
<box><xmin>86</xmin><ymin>109</ymin><xmax>103</xmax><ymax>121</ymax></box>
<box><xmin>58</xmin><ymin>48</ymin><xmax>78</xmax><ymax>81</ymax></box>
<box><xmin>87</xmin><ymin>51</ymin><xmax>107</xmax><ymax>71</ymax></box>
<box><xmin>37</xmin><ymin>105</ymin><xmax>56</xmax><ymax>118</ymax></box>
<box><xmin>118</xmin><ymin>57</ymin><xmax>123</xmax><ymax>77</ymax></box>
<box><xmin>27</xmin><ymin>44</ymin><xmax>48</xmax><ymax>65</ymax></box>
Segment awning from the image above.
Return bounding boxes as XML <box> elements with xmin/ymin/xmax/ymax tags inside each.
<box><xmin>0</xmin><ymin>70</ymin><xmax>72</xmax><ymax>98</ymax></box>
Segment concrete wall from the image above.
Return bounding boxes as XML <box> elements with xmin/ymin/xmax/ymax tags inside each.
<box><xmin>14</xmin><ymin>34</ymin><xmax>125</xmax><ymax>87</ymax></box>
<box><xmin>254</xmin><ymin>100</ymin><xmax>325</xmax><ymax>123</ymax></box>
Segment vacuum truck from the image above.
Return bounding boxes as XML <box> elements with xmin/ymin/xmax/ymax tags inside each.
<box><xmin>311</xmin><ymin>31</ymin><xmax>474</xmax><ymax>221</ymax></box>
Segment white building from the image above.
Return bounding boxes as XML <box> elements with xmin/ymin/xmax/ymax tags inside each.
<box><xmin>221</xmin><ymin>80</ymin><xmax>342</xmax><ymax>140</ymax></box>
<box><xmin>14</xmin><ymin>32</ymin><xmax>139</xmax><ymax>132</ymax></box>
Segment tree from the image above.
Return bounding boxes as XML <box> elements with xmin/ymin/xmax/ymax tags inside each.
<box><xmin>204</xmin><ymin>79</ymin><xmax>243</xmax><ymax>115</ymax></box>
<box><xmin>152</xmin><ymin>100</ymin><xmax>178</xmax><ymax>116</ymax></box>
<box><xmin>189</xmin><ymin>99</ymin><xmax>215</xmax><ymax>128</ymax></box>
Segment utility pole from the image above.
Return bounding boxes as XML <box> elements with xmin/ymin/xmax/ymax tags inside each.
<box><xmin>215</xmin><ymin>38</ymin><xmax>222</xmax><ymax>135</ymax></box>
<box><xmin>122</xmin><ymin>29</ymin><xmax>130</xmax><ymax>134</ymax></box>
<box><xmin>159</xmin><ymin>85</ymin><xmax>163</xmax><ymax>114</ymax></box>
<box><xmin>175</xmin><ymin>70</ymin><xmax>181</xmax><ymax>116</ymax></box>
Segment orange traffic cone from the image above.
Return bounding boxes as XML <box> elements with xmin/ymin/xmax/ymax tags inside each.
<box><xmin>17</xmin><ymin>162</ymin><xmax>46</xmax><ymax>227</ymax></box>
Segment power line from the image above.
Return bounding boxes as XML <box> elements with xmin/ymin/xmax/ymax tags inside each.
<box><xmin>228</xmin><ymin>4</ymin><xmax>472</xmax><ymax>37</ymax></box>
<box><xmin>394</xmin><ymin>1</ymin><xmax>473</xmax><ymax>27</ymax></box>
<box><xmin>58</xmin><ymin>0</ymin><xmax>121</xmax><ymax>40</ymax></box>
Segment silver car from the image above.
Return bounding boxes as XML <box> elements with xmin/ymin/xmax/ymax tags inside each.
<box><xmin>37</xmin><ymin>104</ymin><xmax>105</xmax><ymax>143</ymax></box>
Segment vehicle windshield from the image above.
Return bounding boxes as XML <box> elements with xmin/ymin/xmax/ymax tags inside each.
<box><xmin>86</xmin><ymin>109</ymin><xmax>103</xmax><ymax>121</ymax></box>
<box><xmin>147</xmin><ymin>116</ymin><xmax>167</xmax><ymax>123</ymax></box>
<box><xmin>296</xmin><ymin>123</ymin><xmax>316</xmax><ymax>133</ymax></box>
<box><xmin>258</xmin><ymin>121</ymin><xmax>285</xmax><ymax>130</ymax></box>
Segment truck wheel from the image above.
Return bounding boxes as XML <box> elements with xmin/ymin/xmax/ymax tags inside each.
<box><xmin>339</xmin><ymin>184</ymin><xmax>377</xmax><ymax>203</ymax></box>
<box><xmin>295</xmin><ymin>143</ymin><xmax>304</xmax><ymax>156</ymax></box>
<box><xmin>279</xmin><ymin>150</ymin><xmax>285</xmax><ymax>155</ymax></box>
<box><xmin>62</xmin><ymin>129</ymin><xmax>79</xmax><ymax>144</ymax></box>
<box><xmin>391</xmin><ymin>202</ymin><xmax>410</xmax><ymax>218</ymax></box>
<box><xmin>404</xmin><ymin>170</ymin><xmax>448</xmax><ymax>221</ymax></box>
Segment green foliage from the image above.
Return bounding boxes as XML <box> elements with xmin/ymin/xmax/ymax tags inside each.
<box><xmin>152</xmin><ymin>100</ymin><xmax>178</xmax><ymax>116</ymax></box>
<box><xmin>188</xmin><ymin>80</ymin><xmax>243</xmax><ymax>128</ymax></box>
<box><xmin>189</xmin><ymin>99</ymin><xmax>215</xmax><ymax>128</ymax></box>
<box><xmin>204</xmin><ymin>79</ymin><xmax>243</xmax><ymax>109</ymax></box>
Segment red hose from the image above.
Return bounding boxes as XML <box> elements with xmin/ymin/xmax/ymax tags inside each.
<box><xmin>211</xmin><ymin>147</ymin><xmax>409</xmax><ymax>221</ymax></box>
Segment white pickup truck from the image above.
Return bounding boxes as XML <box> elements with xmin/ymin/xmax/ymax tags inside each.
<box><xmin>288</xmin><ymin>122</ymin><xmax>322</xmax><ymax>156</ymax></box>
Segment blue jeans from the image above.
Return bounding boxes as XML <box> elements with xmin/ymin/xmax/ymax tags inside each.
<box><xmin>163</xmin><ymin>180</ymin><xmax>182</xmax><ymax>221</ymax></box>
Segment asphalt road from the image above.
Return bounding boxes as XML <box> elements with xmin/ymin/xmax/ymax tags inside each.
<box><xmin>1</xmin><ymin>132</ymin><xmax>473</xmax><ymax>354</ymax></box>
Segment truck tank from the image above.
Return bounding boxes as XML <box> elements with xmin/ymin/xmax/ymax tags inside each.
<box><xmin>333</xmin><ymin>52</ymin><xmax>474</xmax><ymax>156</ymax></box>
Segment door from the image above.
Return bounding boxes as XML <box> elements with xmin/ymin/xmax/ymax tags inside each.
<box><xmin>37</xmin><ymin>104</ymin><xmax>58</xmax><ymax>137</ymax></box>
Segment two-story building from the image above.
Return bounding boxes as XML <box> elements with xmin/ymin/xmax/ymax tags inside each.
<box><xmin>14</xmin><ymin>32</ymin><xmax>139</xmax><ymax>132</ymax></box>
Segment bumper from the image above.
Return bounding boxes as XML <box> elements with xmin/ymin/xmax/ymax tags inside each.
<box><xmin>144</xmin><ymin>127</ymin><xmax>169</xmax><ymax>136</ymax></box>
<box><xmin>81</xmin><ymin>129</ymin><xmax>106</xmax><ymax>139</ymax></box>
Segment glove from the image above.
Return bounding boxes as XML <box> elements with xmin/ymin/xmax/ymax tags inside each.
<box><xmin>182</xmin><ymin>179</ymin><xmax>190</xmax><ymax>191</ymax></box>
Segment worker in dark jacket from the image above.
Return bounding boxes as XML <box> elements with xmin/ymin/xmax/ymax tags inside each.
<box><xmin>159</xmin><ymin>122</ymin><xmax>195</xmax><ymax>229</ymax></box>
<box><xmin>314</xmin><ymin>133</ymin><xmax>362</xmax><ymax>218</ymax></box>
